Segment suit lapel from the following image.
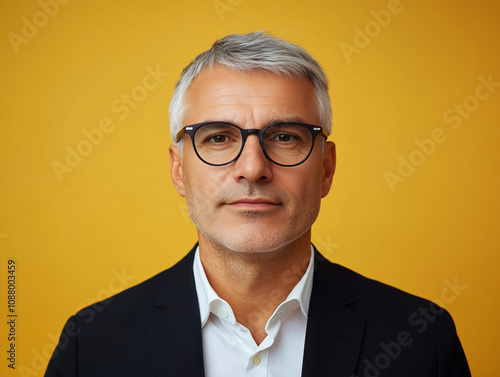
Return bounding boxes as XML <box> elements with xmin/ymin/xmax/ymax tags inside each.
<box><xmin>146</xmin><ymin>246</ymin><xmax>206</xmax><ymax>377</ymax></box>
<box><xmin>301</xmin><ymin>250</ymin><xmax>366</xmax><ymax>377</ymax></box>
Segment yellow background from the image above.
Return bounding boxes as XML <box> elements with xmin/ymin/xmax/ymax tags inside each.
<box><xmin>1</xmin><ymin>0</ymin><xmax>499</xmax><ymax>375</ymax></box>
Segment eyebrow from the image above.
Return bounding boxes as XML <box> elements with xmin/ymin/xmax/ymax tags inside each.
<box><xmin>202</xmin><ymin>116</ymin><xmax>309</xmax><ymax>127</ymax></box>
<box><xmin>266</xmin><ymin>116</ymin><xmax>308</xmax><ymax>124</ymax></box>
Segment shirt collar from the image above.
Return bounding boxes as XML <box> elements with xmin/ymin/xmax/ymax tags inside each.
<box><xmin>193</xmin><ymin>245</ymin><xmax>315</xmax><ymax>328</ymax></box>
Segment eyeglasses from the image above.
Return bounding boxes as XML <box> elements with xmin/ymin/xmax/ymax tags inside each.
<box><xmin>175</xmin><ymin>121</ymin><xmax>328</xmax><ymax>167</ymax></box>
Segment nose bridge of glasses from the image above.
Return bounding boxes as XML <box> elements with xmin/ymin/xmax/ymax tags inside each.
<box><xmin>240</xmin><ymin>128</ymin><xmax>265</xmax><ymax>154</ymax></box>
<box><xmin>241</xmin><ymin>128</ymin><xmax>261</xmax><ymax>139</ymax></box>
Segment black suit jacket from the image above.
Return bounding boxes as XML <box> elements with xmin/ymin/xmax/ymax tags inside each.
<box><xmin>45</xmin><ymin>245</ymin><xmax>471</xmax><ymax>376</ymax></box>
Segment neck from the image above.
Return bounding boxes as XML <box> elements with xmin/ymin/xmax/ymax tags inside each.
<box><xmin>198</xmin><ymin>232</ymin><xmax>312</xmax><ymax>344</ymax></box>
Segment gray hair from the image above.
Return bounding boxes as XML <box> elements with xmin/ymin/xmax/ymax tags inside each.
<box><xmin>169</xmin><ymin>31</ymin><xmax>332</xmax><ymax>145</ymax></box>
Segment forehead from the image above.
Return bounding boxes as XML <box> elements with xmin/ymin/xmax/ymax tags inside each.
<box><xmin>183</xmin><ymin>66</ymin><xmax>319</xmax><ymax>126</ymax></box>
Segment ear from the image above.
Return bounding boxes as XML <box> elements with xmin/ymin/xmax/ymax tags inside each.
<box><xmin>321</xmin><ymin>141</ymin><xmax>336</xmax><ymax>198</ymax></box>
<box><xmin>169</xmin><ymin>144</ymin><xmax>186</xmax><ymax>197</ymax></box>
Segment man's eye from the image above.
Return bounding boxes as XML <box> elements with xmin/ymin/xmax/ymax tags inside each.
<box><xmin>271</xmin><ymin>133</ymin><xmax>296</xmax><ymax>142</ymax></box>
<box><xmin>208</xmin><ymin>134</ymin><xmax>228</xmax><ymax>143</ymax></box>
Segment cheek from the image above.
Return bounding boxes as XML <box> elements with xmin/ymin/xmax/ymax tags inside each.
<box><xmin>183</xmin><ymin>163</ymin><xmax>231</xmax><ymax>204</ymax></box>
<box><xmin>297</xmin><ymin>170</ymin><xmax>323</xmax><ymax>211</ymax></box>
<box><xmin>290</xmin><ymin>164</ymin><xmax>323</xmax><ymax>192</ymax></box>
<box><xmin>275</xmin><ymin>169</ymin><xmax>322</xmax><ymax>209</ymax></box>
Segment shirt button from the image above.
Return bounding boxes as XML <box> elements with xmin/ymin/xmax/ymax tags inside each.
<box><xmin>253</xmin><ymin>355</ymin><xmax>261</xmax><ymax>365</ymax></box>
<box><xmin>219</xmin><ymin>309</ymin><xmax>229</xmax><ymax>318</ymax></box>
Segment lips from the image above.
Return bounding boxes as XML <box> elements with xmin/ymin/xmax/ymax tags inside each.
<box><xmin>229</xmin><ymin>197</ymin><xmax>279</xmax><ymax>205</ymax></box>
<box><xmin>225</xmin><ymin>197</ymin><xmax>280</xmax><ymax>210</ymax></box>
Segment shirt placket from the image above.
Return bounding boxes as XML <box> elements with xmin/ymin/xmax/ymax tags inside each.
<box><xmin>246</xmin><ymin>349</ymin><xmax>269</xmax><ymax>377</ymax></box>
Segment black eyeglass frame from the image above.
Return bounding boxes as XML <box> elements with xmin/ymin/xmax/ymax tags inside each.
<box><xmin>175</xmin><ymin>121</ymin><xmax>328</xmax><ymax>167</ymax></box>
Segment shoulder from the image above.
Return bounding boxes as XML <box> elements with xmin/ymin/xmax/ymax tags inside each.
<box><xmin>336</xmin><ymin>262</ymin><xmax>430</xmax><ymax>307</ymax></box>
<box><xmin>74</xmin><ymin>246</ymin><xmax>197</xmax><ymax>325</ymax></box>
<box><xmin>314</xmin><ymin>252</ymin><xmax>435</xmax><ymax>310</ymax></box>
<box><xmin>312</xmin><ymin>252</ymin><xmax>459</xmax><ymax>335</ymax></box>
<box><xmin>46</xmin><ymin>247</ymin><xmax>201</xmax><ymax>376</ymax></box>
<box><xmin>312</xmin><ymin>252</ymin><xmax>464</xmax><ymax>347</ymax></box>
<box><xmin>309</xmin><ymin>253</ymin><xmax>470</xmax><ymax>375</ymax></box>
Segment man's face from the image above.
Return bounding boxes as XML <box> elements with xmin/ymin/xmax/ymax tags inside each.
<box><xmin>169</xmin><ymin>66</ymin><xmax>335</xmax><ymax>253</ymax></box>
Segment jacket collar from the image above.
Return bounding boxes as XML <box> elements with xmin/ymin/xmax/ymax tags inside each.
<box><xmin>146</xmin><ymin>245</ymin><xmax>206</xmax><ymax>377</ymax></box>
<box><xmin>301</xmin><ymin>248</ymin><xmax>366</xmax><ymax>377</ymax></box>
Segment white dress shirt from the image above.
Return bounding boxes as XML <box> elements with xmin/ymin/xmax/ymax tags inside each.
<box><xmin>193</xmin><ymin>246</ymin><xmax>315</xmax><ymax>377</ymax></box>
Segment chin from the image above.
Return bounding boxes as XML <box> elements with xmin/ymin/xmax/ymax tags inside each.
<box><xmin>192</xmin><ymin>206</ymin><xmax>318</xmax><ymax>254</ymax></box>
<box><xmin>205</xmin><ymin>225</ymin><xmax>310</xmax><ymax>254</ymax></box>
<box><xmin>219</xmin><ymin>241</ymin><xmax>284</xmax><ymax>254</ymax></box>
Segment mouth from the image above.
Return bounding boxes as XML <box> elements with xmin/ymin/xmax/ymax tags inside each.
<box><xmin>225</xmin><ymin>197</ymin><xmax>281</xmax><ymax>211</ymax></box>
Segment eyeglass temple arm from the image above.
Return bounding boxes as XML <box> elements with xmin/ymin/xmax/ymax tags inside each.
<box><xmin>175</xmin><ymin>127</ymin><xmax>191</xmax><ymax>143</ymax></box>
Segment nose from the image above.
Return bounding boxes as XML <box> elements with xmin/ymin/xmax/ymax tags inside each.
<box><xmin>232</xmin><ymin>134</ymin><xmax>273</xmax><ymax>183</ymax></box>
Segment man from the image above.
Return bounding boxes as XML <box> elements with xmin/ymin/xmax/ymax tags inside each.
<box><xmin>45</xmin><ymin>32</ymin><xmax>471</xmax><ymax>377</ymax></box>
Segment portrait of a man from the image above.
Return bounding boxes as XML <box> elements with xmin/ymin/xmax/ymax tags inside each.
<box><xmin>44</xmin><ymin>32</ymin><xmax>470</xmax><ymax>377</ymax></box>
<box><xmin>2</xmin><ymin>2</ymin><xmax>498</xmax><ymax>376</ymax></box>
